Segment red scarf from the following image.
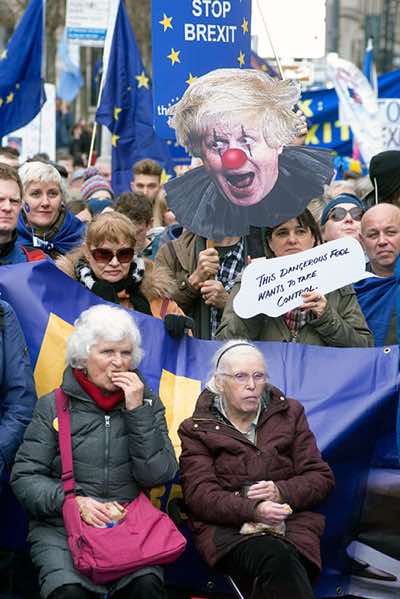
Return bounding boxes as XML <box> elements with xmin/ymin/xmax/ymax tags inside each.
<box><xmin>73</xmin><ymin>368</ymin><xmax>124</xmax><ymax>412</ymax></box>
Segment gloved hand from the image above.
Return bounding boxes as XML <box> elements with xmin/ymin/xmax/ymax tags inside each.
<box><xmin>164</xmin><ymin>314</ymin><xmax>194</xmax><ymax>338</ymax></box>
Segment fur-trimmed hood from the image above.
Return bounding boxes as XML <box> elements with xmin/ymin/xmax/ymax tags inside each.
<box><xmin>56</xmin><ymin>248</ymin><xmax>179</xmax><ymax>302</ymax></box>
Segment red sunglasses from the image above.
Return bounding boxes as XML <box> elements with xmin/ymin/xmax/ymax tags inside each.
<box><xmin>90</xmin><ymin>247</ymin><xmax>135</xmax><ymax>264</ymax></box>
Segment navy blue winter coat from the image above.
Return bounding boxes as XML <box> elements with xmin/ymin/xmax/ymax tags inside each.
<box><xmin>0</xmin><ymin>300</ymin><xmax>36</xmax><ymax>486</ymax></box>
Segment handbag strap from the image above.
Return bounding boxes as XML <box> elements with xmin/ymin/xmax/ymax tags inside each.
<box><xmin>55</xmin><ymin>388</ymin><xmax>76</xmax><ymax>495</ymax></box>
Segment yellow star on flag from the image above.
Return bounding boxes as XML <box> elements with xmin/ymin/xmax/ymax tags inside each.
<box><xmin>112</xmin><ymin>134</ymin><xmax>120</xmax><ymax>147</ymax></box>
<box><xmin>167</xmin><ymin>48</ymin><xmax>181</xmax><ymax>66</ymax></box>
<box><xmin>0</xmin><ymin>98</ymin><xmax>3</xmax><ymax>107</ymax></box>
<box><xmin>114</xmin><ymin>106</ymin><xmax>122</xmax><ymax>121</ymax></box>
<box><xmin>238</xmin><ymin>51</ymin><xmax>245</xmax><ymax>67</ymax></box>
<box><xmin>6</xmin><ymin>92</ymin><xmax>14</xmax><ymax>103</ymax></box>
<box><xmin>160</xmin><ymin>169</ymin><xmax>172</xmax><ymax>186</ymax></box>
<box><xmin>241</xmin><ymin>18</ymin><xmax>249</xmax><ymax>34</ymax></box>
<box><xmin>186</xmin><ymin>73</ymin><xmax>197</xmax><ymax>86</ymax></box>
<box><xmin>135</xmin><ymin>71</ymin><xmax>150</xmax><ymax>89</ymax></box>
<box><xmin>0</xmin><ymin>49</ymin><xmax>7</xmax><ymax>60</ymax></box>
<box><xmin>159</xmin><ymin>14</ymin><xmax>173</xmax><ymax>32</ymax></box>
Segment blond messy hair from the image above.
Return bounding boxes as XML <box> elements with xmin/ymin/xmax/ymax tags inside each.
<box><xmin>168</xmin><ymin>68</ymin><xmax>301</xmax><ymax>156</ymax></box>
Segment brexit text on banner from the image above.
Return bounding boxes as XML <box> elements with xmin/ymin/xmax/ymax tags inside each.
<box><xmin>152</xmin><ymin>0</ymin><xmax>252</xmax><ymax>139</ymax></box>
<box><xmin>0</xmin><ymin>0</ymin><xmax>46</xmax><ymax>139</ymax></box>
<box><xmin>1</xmin><ymin>261</ymin><xmax>400</xmax><ymax>597</ymax></box>
<box><xmin>299</xmin><ymin>69</ymin><xmax>400</xmax><ymax>158</ymax></box>
<box><xmin>379</xmin><ymin>98</ymin><xmax>400</xmax><ymax>150</ymax></box>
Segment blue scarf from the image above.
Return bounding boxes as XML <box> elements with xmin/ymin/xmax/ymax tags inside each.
<box><xmin>17</xmin><ymin>209</ymin><xmax>85</xmax><ymax>255</ymax></box>
<box><xmin>354</xmin><ymin>274</ymin><xmax>398</xmax><ymax>346</ymax></box>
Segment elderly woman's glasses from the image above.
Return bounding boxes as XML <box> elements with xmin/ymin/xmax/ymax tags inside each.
<box><xmin>90</xmin><ymin>248</ymin><xmax>135</xmax><ymax>264</ymax></box>
<box><xmin>221</xmin><ymin>372</ymin><xmax>266</xmax><ymax>385</ymax></box>
<box><xmin>328</xmin><ymin>206</ymin><xmax>364</xmax><ymax>222</ymax></box>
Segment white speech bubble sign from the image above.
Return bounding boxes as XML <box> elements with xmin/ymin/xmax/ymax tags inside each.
<box><xmin>233</xmin><ymin>238</ymin><xmax>368</xmax><ymax>319</ymax></box>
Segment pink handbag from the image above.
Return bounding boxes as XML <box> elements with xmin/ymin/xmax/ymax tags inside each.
<box><xmin>55</xmin><ymin>388</ymin><xmax>186</xmax><ymax>584</ymax></box>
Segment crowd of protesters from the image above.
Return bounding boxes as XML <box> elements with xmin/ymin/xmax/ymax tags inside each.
<box><xmin>1</xmin><ymin>99</ymin><xmax>400</xmax><ymax>598</ymax></box>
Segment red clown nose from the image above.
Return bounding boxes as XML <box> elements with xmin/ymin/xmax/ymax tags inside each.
<box><xmin>221</xmin><ymin>148</ymin><xmax>247</xmax><ymax>169</ymax></box>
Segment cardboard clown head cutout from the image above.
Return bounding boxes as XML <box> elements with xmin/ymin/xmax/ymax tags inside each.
<box><xmin>165</xmin><ymin>68</ymin><xmax>334</xmax><ymax>240</ymax></box>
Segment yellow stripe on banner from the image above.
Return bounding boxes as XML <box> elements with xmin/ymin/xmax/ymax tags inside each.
<box><xmin>159</xmin><ymin>368</ymin><xmax>201</xmax><ymax>457</ymax></box>
<box><xmin>34</xmin><ymin>313</ymin><xmax>74</xmax><ymax>398</ymax></box>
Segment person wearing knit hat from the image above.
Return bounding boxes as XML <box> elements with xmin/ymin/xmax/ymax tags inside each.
<box><xmin>364</xmin><ymin>150</ymin><xmax>400</xmax><ymax>207</ymax></box>
<box><xmin>80</xmin><ymin>167</ymin><xmax>114</xmax><ymax>203</ymax></box>
<box><xmin>320</xmin><ymin>193</ymin><xmax>364</xmax><ymax>242</ymax></box>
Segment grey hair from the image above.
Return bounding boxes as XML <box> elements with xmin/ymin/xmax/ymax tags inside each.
<box><xmin>168</xmin><ymin>68</ymin><xmax>301</xmax><ymax>156</ymax></box>
<box><xmin>19</xmin><ymin>161</ymin><xmax>67</xmax><ymax>202</ymax></box>
<box><xmin>66</xmin><ymin>305</ymin><xmax>143</xmax><ymax>369</ymax></box>
<box><xmin>206</xmin><ymin>340</ymin><xmax>267</xmax><ymax>394</ymax></box>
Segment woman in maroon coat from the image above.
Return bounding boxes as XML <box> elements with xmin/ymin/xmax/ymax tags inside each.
<box><xmin>178</xmin><ymin>340</ymin><xmax>334</xmax><ymax>599</ymax></box>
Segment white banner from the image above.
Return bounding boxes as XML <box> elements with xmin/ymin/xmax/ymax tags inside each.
<box><xmin>66</xmin><ymin>0</ymin><xmax>116</xmax><ymax>47</ymax></box>
<box><xmin>233</xmin><ymin>238</ymin><xmax>368</xmax><ymax>319</ymax></box>
<box><xmin>379</xmin><ymin>98</ymin><xmax>400</xmax><ymax>150</ymax></box>
<box><xmin>327</xmin><ymin>53</ymin><xmax>384</xmax><ymax>164</ymax></box>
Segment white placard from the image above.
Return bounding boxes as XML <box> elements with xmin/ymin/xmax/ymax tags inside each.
<box><xmin>233</xmin><ymin>238</ymin><xmax>367</xmax><ymax>319</ymax></box>
<box><xmin>4</xmin><ymin>83</ymin><xmax>56</xmax><ymax>163</ymax></box>
<box><xmin>378</xmin><ymin>98</ymin><xmax>400</xmax><ymax>150</ymax></box>
<box><xmin>66</xmin><ymin>0</ymin><xmax>113</xmax><ymax>46</ymax></box>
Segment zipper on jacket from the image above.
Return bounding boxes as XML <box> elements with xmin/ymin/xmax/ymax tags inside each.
<box><xmin>104</xmin><ymin>415</ymin><xmax>111</xmax><ymax>496</ymax></box>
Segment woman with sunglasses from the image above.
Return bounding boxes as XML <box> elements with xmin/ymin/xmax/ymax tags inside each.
<box><xmin>216</xmin><ymin>209</ymin><xmax>373</xmax><ymax>347</ymax></box>
<box><xmin>56</xmin><ymin>212</ymin><xmax>187</xmax><ymax>326</ymax></box>
<box><xmin>178</xmin><ymin>340</ymin><xmax>334</xmax><ymax>598</ymax></box>
<box><xmin>320</xmin><ymin>194</ymin><xmax>364</xmax><ymax>243</ymax></box>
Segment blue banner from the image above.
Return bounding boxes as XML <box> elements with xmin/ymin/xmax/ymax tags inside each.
<box><xmin>301</xmin><ymin>69</ymin><xmax>400</xmax><ymax>157</ymax></box>
<box><xmin>1</xmin><ymin>262</ymin><xmax>400</xmax><ymax>597</ymax></box>
<box><xmin>152</xmin><ymin>0</ymin><xmax>252</xmax><ymax>139</ymax></box>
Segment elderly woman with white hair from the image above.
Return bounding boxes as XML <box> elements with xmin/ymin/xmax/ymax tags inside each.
<box><xmin>178</xmin><ymin>341</ymin><xmax>334</xmax><ymax>599</ymax></box>
<box><xmin>16</xmin><ymin>161</ymin><xmax>85</xmax><ymax>258</ymax></box>
<box><xmin>164</xmin><ymin>68</ymin><xmax>334</xmax><ymax>239</ymax></box>
<box><xmin>11</xmin><ymin>305</ymin><xmax>177</xmax><ymax>599</ymax></box>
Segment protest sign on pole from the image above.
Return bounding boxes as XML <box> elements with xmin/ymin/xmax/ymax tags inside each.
<box><xmin>151</xmin><ymin>0</ymin><xmax>252</xmax><ymax>139</ymax></box>
<box><xmin>233</xmin><ymin>238</ymin><xmax>368</xmax><ymax>319</ymax></box>
<box><xmin>66</xmin><ymin>0</ymin><xmax>113</xmax><ymax>47</ymax></box>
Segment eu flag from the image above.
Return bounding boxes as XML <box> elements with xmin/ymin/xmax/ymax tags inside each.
<box><xmin>0</xmin><ymin>0</ymin><xmax>46</xmax><ymax>138</ymax></box>
<box><xmin>96</xmin><ymin>0</ymin><xmax>173</xmax><ymax>196</ymax></box>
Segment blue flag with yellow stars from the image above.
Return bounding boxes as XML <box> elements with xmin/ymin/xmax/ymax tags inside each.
<box><xmin>96</xmin><ymin>0</ymin><xmax>174</xmax><ymax>196</ymax></box>
<box><xmin>0</xmin><ymin>0</ymin><xmax>46</xmax><ymax>139</ymax></box>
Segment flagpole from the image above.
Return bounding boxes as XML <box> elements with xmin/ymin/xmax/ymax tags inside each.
<box><xmin>39</xmin><ymin>0</ymin><xmax>46</xmax><ymax>155</ymax></box>
<box><xmin>88</xmin><ymin>0</ymin><xmax>120</xmax><ymax>166</ymax></box>
<box><xmin>255</xmin><ymin>0</ymin><xmax>284</xmax><ymax>80</ymax></box>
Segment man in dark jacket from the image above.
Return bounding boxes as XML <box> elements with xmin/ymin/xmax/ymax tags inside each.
<box><xmin>0</xmin><ymin>300</ymin><xmax>36</xmax><ymax>489</ymax></box>
<box><xmin>0</xmin><ymin>300</ymin><xmax>37</xmax><ymax>596</ymax></box>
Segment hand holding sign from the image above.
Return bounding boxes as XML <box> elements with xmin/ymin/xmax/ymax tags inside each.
<box><xmin>233</xmin><ymin>238</ymin><xmax>368</xmax><ymax>319</ymax></box>
<box><xmin>300</xmin><ymin>290</ymin><xmax>328</xmax><ymax>318</ymax></box>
